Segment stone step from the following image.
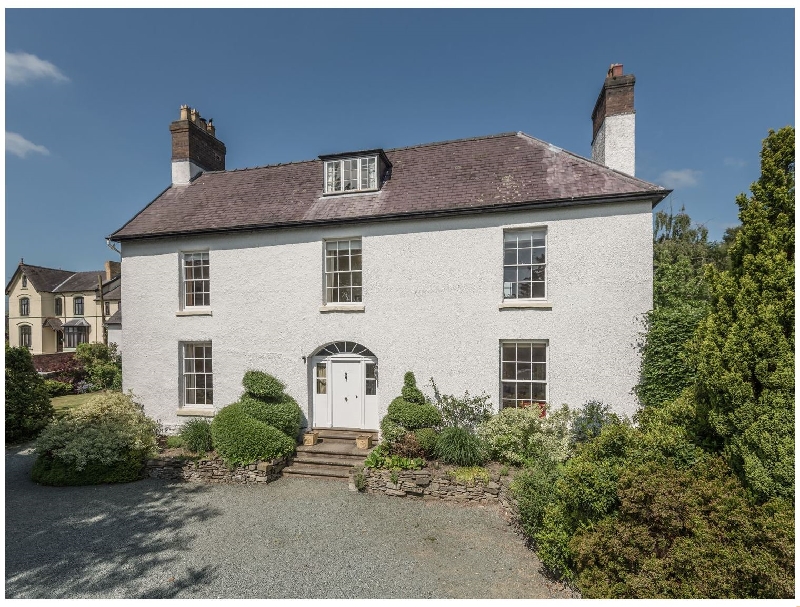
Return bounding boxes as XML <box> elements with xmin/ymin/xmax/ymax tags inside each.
<box><xmin>296</xmin><ymin>441</ymin><xmax>373</xmax><ymax>457</ymax></box>
<box><xmin>311</xmin><ymin>428</ymin><xmax>379</xmax><ymax>441</ymax></box>
<box><xmin>282</xmin><ymin>462</ymin><xmax>352</xmax><ymax>479</ymax></box>
<box><xmin>292</xmin><ymin>452</ymin><xmax>365</xmax><ymax>467</ymax></box>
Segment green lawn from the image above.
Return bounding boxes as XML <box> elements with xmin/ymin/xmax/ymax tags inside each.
<box><xmin>51</xmin><ymin>392</ymin><xmax>99</xmax><ymax>415</ymax></box>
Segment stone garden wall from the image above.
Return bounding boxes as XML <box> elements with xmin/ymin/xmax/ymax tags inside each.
<box><xmin>145</xmin><ymin>455</ymin><xmax>287</xmax><ymax>484</ymax></box>
<box><xmin>350</xmin><ymin>466</ymin><xmax>520</xmax><ymax>524</ymax></box>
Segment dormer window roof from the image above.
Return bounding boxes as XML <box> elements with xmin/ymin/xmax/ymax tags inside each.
<box><xmin>319</xmin><ymin>149</ymin><xmax>391</xmax><ymax>195</ymax></box>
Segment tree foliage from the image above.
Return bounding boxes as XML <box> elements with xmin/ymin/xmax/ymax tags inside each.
<box><xmin>690</xmin><ymin>126</ymin><xmax>795</xmax><ymax>502</ymax></box>
<box><xmin>5</xmin><ymin>345</ymin><xmax>54</xmax><ymax>442</ymax></box>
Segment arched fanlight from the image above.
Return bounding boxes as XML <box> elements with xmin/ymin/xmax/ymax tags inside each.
<box><xmin>317</xmin><ymin>341</ymin><xmax>374</xmax><ymax>357</ymax></box>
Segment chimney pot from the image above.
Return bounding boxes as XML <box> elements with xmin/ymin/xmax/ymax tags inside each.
<box><xmin>180</xmin><ymin>105</ymin><xmax>190</xmax><ymax>120</ymax></box>
<box><xmin>609</xmin><ymin>63</ymin><xmax>623</xmax><ymax>78</ymax></box>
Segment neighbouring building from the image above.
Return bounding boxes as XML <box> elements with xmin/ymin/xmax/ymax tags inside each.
<box><xmin>110</xmin><ymin>64</ymin><xmax>669</xmax><ymax>433</ymax></box>
<box><xmin>5</xmin><ymin>260</ymin><xmax>121</xmax><ymax>354</ymax></box>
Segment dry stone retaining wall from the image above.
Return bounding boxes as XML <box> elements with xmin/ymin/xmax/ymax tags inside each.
<box><xmin>145</xmin><ymin>455</ymin><xmax>287</xmax><ymax>484</ymax></box>
<box><xmin>351</xmin><ymin>466</ymin><xmax>520</xmax><ymax>524</ymax></box>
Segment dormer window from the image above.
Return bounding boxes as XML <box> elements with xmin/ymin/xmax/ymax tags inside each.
<box><xmin>320</xmin><ymin>149</ymin><xmax>391</xmax><ymax>195</ymax></box>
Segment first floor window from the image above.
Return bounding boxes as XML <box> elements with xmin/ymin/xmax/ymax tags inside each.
<box><xmin>19</xmin><ymin>297</ymin><xmax>29</xmax><ymax>316</ymax></box>
<box><xmin>325</xmin><ymin>239</ymin><xmax>362</xmax><ymax>303</ymax></box>
<box><xmin>74</xmin><ymin>296</ymin><xmax>84</xmax><ymax>316</ymax></box>
<box><xmin>55</xmin><ymin>297</ymin><xmax>63</xmax><ymax>316</ymax></box>
<box><xmin>183</xmin><ymin>342</ymin><xmax>213</xmax><ymax>406</ymax></box>
<box><xmin>500</xmin><ymin>341</ymin><xmax>547</xmax><ymax>409</ymax></box>
<box><xmin>503</xmin><ymin>229</ymin><xmax>546</xmax><ymax>299</ymax></box>
<box><xmin>19</xmin><ymin>325</ymin><xmax>31</xmax><ymax>348</ymax></box>
<box><xmin>64</xmin><ymin>326</ymin><xmax>89</xmax><ymax>349</ymax></box>
<box><xmin>183</xmin><ymin>252</ymin><xmax>210</xmax><ymax>307</ymax></box>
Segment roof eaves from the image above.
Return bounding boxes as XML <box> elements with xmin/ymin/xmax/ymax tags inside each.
<box><xmin>107</xmin><ymin>183</ymin><xmax>174</xmax><ymax>241</ymax></box>
<box><xmin>110</xmin><ymin>189</ymin><xmax>669</xmax><ymax>242</ymax></box>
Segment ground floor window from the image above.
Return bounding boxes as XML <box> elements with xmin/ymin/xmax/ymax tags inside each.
<box><xmin>182</xmin><ymin>342</ymin><xmax>213</xmax><ymax>407</ymax></box>
<box><xmin>500</xmin><ymin>340</ymin><xmax>547</xmax><ymax>409</ymax></box>
<box><xmin>64</xmin><ymin>326</ymin><xmax>89</xmax><ymax>349</ymax></box>
<box><xmin>19</xmin><ymin>325</ymin><xmax>32</xmax><ymax>349</ymax></box>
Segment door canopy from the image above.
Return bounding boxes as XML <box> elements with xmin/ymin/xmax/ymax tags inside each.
<box><xmin>315</xmin><ymin>341</ymin><xmax>374</xmax><ymax>357</ymax></box>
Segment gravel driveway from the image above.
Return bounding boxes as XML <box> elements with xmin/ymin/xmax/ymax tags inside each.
<box><xmin>6</xmin><ymin>443</ymin><xmax>573</xmax><ymax>599</ymax></box>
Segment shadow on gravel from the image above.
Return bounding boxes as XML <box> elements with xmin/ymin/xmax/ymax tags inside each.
<box><xmin>5</xmin><ymin>444</ymin><xmax>222</xmax><ymax>599</ymax></box>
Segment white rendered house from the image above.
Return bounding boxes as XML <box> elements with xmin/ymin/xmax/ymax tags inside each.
<box><xmin>109</xmin><ymin>65</ymin><xmax>668</xmax><ymax>433</ymax></box>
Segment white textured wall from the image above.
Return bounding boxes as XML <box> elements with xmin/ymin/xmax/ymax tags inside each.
<box><xmin>108</xmin><ymin>326</ymin><xmax>122</xmax><ymax>353</ymax></box>
<box><xmin>121</xmin><ymin>200</ymin><xmax>653</xmax><ymax>430</ymax></box>
<box><xmin>592</xmin><ymin>114</ymin><xmax>636</xmax><ymax>176</ymax></box>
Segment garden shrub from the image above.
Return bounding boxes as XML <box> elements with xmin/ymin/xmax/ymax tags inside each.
<box><xmin>386</xmin><ymin>397</ymin><xmax>442</xmax><ymax>430</ymax></box>
<box><xmin>392</xmin><ymin>431</ymin><xmax>424</xmax><ymax>458</ymax></box>
<box><xmin>434</xmin><ymin>426</ymin><xmax>487</xmax><ymax>466</ymax></box>
<box><xmin>75</xmin><ymin>342</ymin><xmax>122</xmax><ymax>391</ymax></box>
<box><xmin>166</xmin><ymin>435</ymin><xmax>184</xmax><ymax>449</ymax></box>
<box><xmin>571</xmin><ymin>457</ymin><xmax>795</xmax><ymax>598</ymax></box>
<box><xmin>448</xmin><ymin>466</ymin><xmax>489</xmax><ymax>485</ymax></box>
<box><xmin>44</xmin><ymin>379</ymin><xmax>73</xmax><ymax>398</ymax></box>
<box><xmin>511</xmin><ymin>456</ymin><xmax>562</xmax><ymax>543</ymax></box>
<box><xmin>379</xmin><ymin>417</ymin><xmax>407</xmax><ymax>448</ymax></box>
<box><xmin>570</xmin><ymin>399</ymin><xmax>621</xmax><ymax>446</ymax></box>
<box><xmin>429</xmin><ymin>377</ymin><xmax>493</xmax><ymax>430</ymax></box>
<box><xmin>364</xmin><ymin>444</ymin><xmax>424</xmax><ymax>471</ymax></box>
<box><xmin>210</xmin><ymin>403</ymin><xmax>295</xmax><ymax>466</ymax></box>
<box><xmin>238</xmin><ymin>394</ymin><xmax>302</xmax><ymax>440</ymax></box>
<box><xmin>6</xmin><ymin>345</ymin><xmax>55</xmax><ymax>442</ymax></box>
<box><xmin>178</xmin><ymin>418</ymin><xmax>213</xmax><ymax>453</ymax></box>
<box><xmin>413</xmin><ymin>427</ymin><xmax>438</xmax><ymax>457</ymax></box>
<box><xmin>51</xmin><ymin>355</ymin><xmax>87</xmax><ymax>391</ymax></box>
<box><xmin>477</xmin><ymin>407</ymin><xmax>541</xmax><ymax>465</ymax></box>
<box><xmin>242</xmin><ymin>370</ymin><xmax>286</xmax><ymax>400</ymax></box>
<box><xmin>32</xmin><ymin>391</ymin><xmax>157</xmax><ymax>485</ymax></box>
<box><xmin>400</xmin><ymin>371</ymin><xmax>425</xmax><ymax>404</ymax></box>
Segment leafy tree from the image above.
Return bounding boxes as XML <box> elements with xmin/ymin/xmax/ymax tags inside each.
<box><xmin>5</xmin><ymin>345</ymin><xmax>54</xmax><ymax>442</ymax></box>
<box><xmin>636</xmin><ymin>207</ymin><xmax>723</xmax><ymax>409</ymax></box>
<box><xmin>690</xmin><ymin>126</ymin><xmax>795</xmax><ymax>502</ymax></box>
<box><xmin>75</xmin><ymin>342</ymin><xmax>122</xmax><ymax>391</ymax></box>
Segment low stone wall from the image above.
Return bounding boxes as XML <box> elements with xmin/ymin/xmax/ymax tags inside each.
<box><xmin>350</xmin><ymin>466</ymin><xmax>519</xmax><ymax>523</ymax></box>
<box><xmin>145</xmin><ymin>455</ymin><xmax>287</xmax><ymax>484</ymax></box>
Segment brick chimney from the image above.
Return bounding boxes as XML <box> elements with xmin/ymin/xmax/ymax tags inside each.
<box><xmin>105</xmin><ymin>260</ymin><xmax>121</xmax><ymax>281</ymax></box>
<box><xmin>170</xmin><ymin>105</ymin><xmax>226</xmax><ymax>185</ymax></box>
<box><xmin>591</xmin><ymin>64</ymin><xmax>635</xmax><ymax>176</ymax></box>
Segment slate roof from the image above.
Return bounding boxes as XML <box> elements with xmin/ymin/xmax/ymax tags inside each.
<box><xmin>54</xmin><ymin>271</ymin><xmax>105</xmax><ymax>293</ymax></box>
<box><xmin>109</xmin><ymin>132</ymin><xmax>669</xmax><ymax>241</ymax></box>
<box><xmin>12</xmin><ymin>264</ymin><xmax>74</xmax><ymax>293</ymax></box>
<box><xmin>106</xmin><ymin>309</ymin><xmax>122</xmax><ymax>325</ymax></box>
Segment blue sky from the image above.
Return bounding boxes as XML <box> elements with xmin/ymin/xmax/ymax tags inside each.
<box><xmin>5</xmin><ymin>8</ymin><xmax>795</xmax><ymax>283</ymax></box>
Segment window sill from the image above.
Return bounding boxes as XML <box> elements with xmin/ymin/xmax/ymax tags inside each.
<box><xmin>176</xmin><ymin>309</ymin><xmax>213</xmax><ymax>317</ymax></box>
<box><xmin>176</xmin><ymin>408</ymin><xmax>216</xmax><ymax>417</ymax></box>
<box><xmin>499</xmin><ymin>300</ymin><xmax>553</xmax><ymax>310</ymax></box>
<box><xmin>319</xmin><ymin>304</ymin><xmax>366</xmax><ymax>313</ymax></box>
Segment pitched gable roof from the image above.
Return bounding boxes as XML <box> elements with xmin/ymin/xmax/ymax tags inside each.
<box><xmin>9</xmin><ymin>264</ymin><xmax>75</xmax><ymax>294</ymax></box>
<box><xmin>54</xmin><ymin>271</ymin><xmax>104</xmax><ymax>293</ymax></box>
<box><xmin>109</xmin><ymin>132</ymin><xmax>669</xmax><ymax>241</ymax></box>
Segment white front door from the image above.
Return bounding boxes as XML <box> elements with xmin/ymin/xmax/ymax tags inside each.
<box><xmin>330</xmin><ymin>360</ymin><xmax>363</xmax><ymax>428</ymax></box>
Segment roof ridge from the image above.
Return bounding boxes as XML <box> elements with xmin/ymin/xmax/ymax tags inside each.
<box><xmin>195</xmin><ymin>132</ymin><xmax>521</xmax><ymax>176</ymax></box>
<box><xmin>20</xmin><ymin>262</ymin><xmax>75</xmax><ymax>273</ymax></box>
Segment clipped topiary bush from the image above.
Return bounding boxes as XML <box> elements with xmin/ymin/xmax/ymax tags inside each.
<box><xmin>178</xmin><ymin>418</ymin><xmax>213</xmax><ymax>453</ymax></box>
<box><xmin>238</xmin><ymin>394</ymin><xmax>302</xmax><ymax>440</ymax></box>
<box><xmin>387</xmin><ymin>397</ymin><xmax>442</xmax><ymax>430</ymax></box>
<box><xmin>400</xmin><ymin>371</ymin><xmax>426</xmax><ymax>404</ymax></box>
<box><xmin>210</xmin><ymin>403</ymin><xmax>295</xmax><ymax>466</ymax></box>
<box><xmin>242</xmin><ymin>370</ymin><xmax>286</xmax><ymax>401</ymax></box>
<box><xmin>413</xmin><ymin>427</ymin><xmax>438</xmax><ymax>457</ymax></box>
<box><xmin>32</xmin><ymin>391</ymin><xmax>157</xmax><ymax>485</ymax></box>
<box><xmin>434</xmin><ymin>426</ymin><xmax>487</xmax><ymax>466</ymax></box>
<box><xmin>6</xmin><ymin>345</ymin><xmax>55</xmax><ymax>442</ymax></box>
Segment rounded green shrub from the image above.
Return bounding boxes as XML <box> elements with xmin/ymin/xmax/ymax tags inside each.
<box><xmin>242</xmin><ymin>370</ymin><xmax>286</xmax><ymax>401</ymax></box>
<box><xmin>477</xmin><ymin>407</ymin><xmax>542</xmax><ymax>465</ymax></box>
<box><xmin>387</xmin><ymin>397</ymin><xmax>442</xmax><ymax>430</ymax></box>
<box><xmin>210</xmin><ymin>403</ymin><xmax>295</xmax><ymax>466</ymax></box>
<box><xmin>413</xmin><ymin>427</ymin><xmax>438</xmax><ymax>457</ymax></box>
<box><xmin>44</xmin><ymin>379</ymin><xmax>73</xmax><ymax>398</ymax></box>
<box><xmin>434</xmin><ymin>426</ymin><xmax>487</xmax><ymax>466</ymax></box>
<box><xmin>6</xmin><ymin>345</ymin><xmax>55</xmax><ymax>442</ymax></box>
<box><xmin>238</xmin><ymin>394</ymin><xmax>302</xmax><ymax>440</ymax></box>
<box><xmin>379</xmin><ymin>416</ymin><xmax>407</xmax><ymax>447</ymax></box>
<box><xmin>178</xmin><ymin>418</ymin><xmax>213</xmax><ymax>453</ymax></box>
<box><xmin>32</xmin><ymin>391</ymin><xmax>157</xmax><ymax>485</ymax></box>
